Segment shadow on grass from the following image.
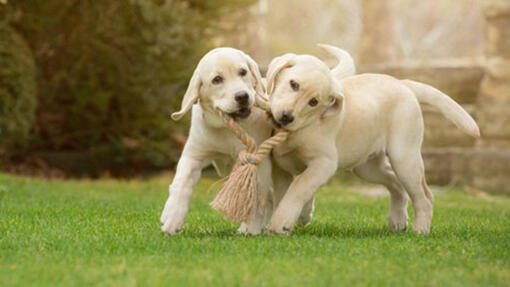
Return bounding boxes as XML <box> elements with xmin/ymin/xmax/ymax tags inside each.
<box><xmin>160</xmin><ymin>219</ymin><xmax>508</xmax><ymax>240</ymax></box>
<box><xmin>293</xmin><ymin>223</ymin><xmax>396</xmax><ymax>239</ymax></box>
<box><xmin>175</xmin><ymin>228</ymin><xmax>239</xmax><ymax>239</ymax></box>
<box><xmin>166</xmin><ymin>223</ymin><xmax>404</xmax><ymax>240</ymax></box>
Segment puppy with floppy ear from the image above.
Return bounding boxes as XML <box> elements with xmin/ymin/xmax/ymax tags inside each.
<box><xmin>321</xmin><ymin>77</ymin><xmax>344</xmax><ymax>119</ymax></box>
<box><xmin>266</xmin><ymin>53</ymin><xmax>297</xmax><ymax>96</ymax></box>
<box><xmin>160</xmin><ymin>47</ymin><xmax>274</xmax><ymax>235</ymax></box>
<box><xmin>172</xmin><ymin>49</ymin><xmax>265</xmax><ymax>121</ymax></box>
<box><xmin>171</xmin><ymin>68</ymin><xmax>201</xmax><ymax>121</ymax></box>
<box><xmin>265</xmin><ymin>44</ymin><xmax>479</xmax><ymax>235</ymax></box>
<box><xmin>264</xmin><ymin>47</ymin><xmax>352</xmax><ymax>224</ymax></box>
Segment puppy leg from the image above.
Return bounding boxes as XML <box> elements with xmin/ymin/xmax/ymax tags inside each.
<box><xmin>269</xmin><ymin>159</ymin><xmax>337</xmax><ymax>234</ymax></box>
<box><xmin>354</xmin><ymin>154</ymin><xmax>408</xmax><ymax>232</ymax></box>
<box><xmin>388</xmin><ymin>149</ymin><xmax>432</xmax><ymax>234</ymax></box>
<box><xmin>272</xmin><ymin>163</ymin><xmax>293</xmax><ymax>209</ymax></box>
<box><xmin>272</xmin><ymin>163</ymin><xmax>315</xmax><ymax>227</ymax></box>
<box><xmin>238</xmin><ymin>158</ymin><xmax>273</xmax><ymax>235</ymax></box>
<box><xmin>161</xmin><ymin>154</ymin><xmax>206</xmax><ymax>235</ymax></box>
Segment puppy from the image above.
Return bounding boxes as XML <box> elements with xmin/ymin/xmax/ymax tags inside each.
<box><xmin>265</xmin><ymin>45</ymin><xmax>479</xmax><ymax>234</ymax></box>
<box><xmin>160</xmin><ymin>47</ymin><xmax>274</xmax><ymax>235</ymax></box>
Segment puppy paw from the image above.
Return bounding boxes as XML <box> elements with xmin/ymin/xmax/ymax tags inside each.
<box><xmin>388</xmin><ymin>213</ymin><xmax>407</xmax><ymax>232</ymax></box>
<box><xmin>268</xmin><ymin>220</ymin><xmax>293</xmax><ymax>235</ymax></box>
<box><xmin>413</xmin><ymin>209</ymin><xmax>432</xmax><ymax>234</ymax></box>
<box><xmin>269</xmin><ymin>208</ymin><xmax>299</xmax><ymax>235</ymax></box>
<box><xmin>268</xmin><ymin>226</ymin><xmax>291</xmax><ymax>235</ymax></box>
<box><xmin>237</xmin><ymin>223</ymin><xmax>262</xmax><ymax>236</ymax></box>
<box><xmin>161</xmin><ymin>217</ymin><xmax>184</xmax><ymax>235</ymax></box>
<box><xmin>413</xmin><ymin>214</ymin><xmax>431</xmax><ymax>234</ymax></box>
<box><xmin>388</xmin><ymin>219</ymin><xmax>407</xmax><ymax>232</ymax></box>
<box><xmin>160</xmin><ymin>204</ymin><xmax>186</xmax><ymax>235</ymax></box>
<box><xmin>413</xmin><ymin>222</ymin><xmax>431</xmax><ymax>234</ymax></box>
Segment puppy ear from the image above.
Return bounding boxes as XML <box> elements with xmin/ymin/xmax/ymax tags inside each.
<box><xmin>322</xmin><ymin>78</ymin><xmax>344</xmax><ymax>118</ymax></box>
<box><xmin>266</xmin><ymin>53</ymin><xmax>296</xmax><ymax>96</ymax></box>
<box><xmin>171</xmin><ymin>66</ymin><xmax>201</xmax><ymax>121</ymax></box>
<box><xmin>243</xmin><ymin>52</ymin><xmax>265</xmax><ymax>97</ymax></box>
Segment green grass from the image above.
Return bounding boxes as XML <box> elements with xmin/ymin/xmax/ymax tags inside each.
<box><xmin>1</xmin><ymin>173</ymin><xmax>509</xmax><ymax>287</ymax></box>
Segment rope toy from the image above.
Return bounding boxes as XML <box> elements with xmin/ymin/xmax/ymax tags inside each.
<box><xmin>210</xmin><ymin>110</ymin><xmax>288</xmax><ymax>223</ymax></box>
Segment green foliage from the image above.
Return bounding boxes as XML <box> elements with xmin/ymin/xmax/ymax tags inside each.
<box><xmin>1</xmin><ymin>174</ymin><xmax>510</xmax><ymax>285</ymax></box>
<box><xmin>0</xmin><ymin>25</ymin><xmax>37</xmax><ymax>151</ymax></box>
<box><xmin>0</xmin><ymin>0</ymin><xmax>254</xmax><ymax>175</ymax></box>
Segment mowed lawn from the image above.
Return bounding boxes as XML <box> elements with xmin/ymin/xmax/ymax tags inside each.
<box><xmin>0</xmin><ymin>173</ymin><xmax>509</xmax><ymax>286</ymax></box>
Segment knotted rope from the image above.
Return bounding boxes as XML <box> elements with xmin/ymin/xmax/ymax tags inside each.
<box><xmin>210</xmin><ymin>111</ymin><xmax>288</xmax><ymax>222</ymax></box>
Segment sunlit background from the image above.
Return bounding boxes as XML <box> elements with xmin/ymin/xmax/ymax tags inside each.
<box><xmin>1</xmin><ymin>0</ymin><xmax>508</xmax><ymax>194</ymax></box>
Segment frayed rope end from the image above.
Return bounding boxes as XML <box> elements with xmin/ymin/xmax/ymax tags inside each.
<box><xmin>210</xmin><ymin>162</ymin><xmax>264</xmax><ymax>223</ymax></box>
<box><xmin>210</xmin><ymin>110</ymin><xmax>287</xmax><ymax>223</ymax></box>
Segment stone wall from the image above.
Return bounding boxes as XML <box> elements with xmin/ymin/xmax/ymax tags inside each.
<box><xmin>358</xmin><ymin>0</ymin><xmax>510</xmax><ymax>194</ymax></box>
<box><xmin>359</xmin><ymin>60</ymin><xmax>483</xmax><ymax>149</ymax></box>
<box><xmin>256</xmin><ymin>0</ymin><xmax>509</xmax><ymax>194</ymax></box>
<box><xmin>478</xmin><ymin>0</ymin><xmax>510</xmax><ymax>148</ymax></box>
<box><xmin>471</xmin><ymin>0</ymin><xmax>510</xmax><ymax>194</ymax></box>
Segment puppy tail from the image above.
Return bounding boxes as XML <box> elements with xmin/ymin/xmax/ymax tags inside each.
<box><xmin>317</xmin><ymin>44</ymin><xmax>356</xmax><ymax>79</ymax></box>
<box><xmin>402</xmin><ymin>79</ymin><xmax>480</xmax><ymax>138</ymax></box>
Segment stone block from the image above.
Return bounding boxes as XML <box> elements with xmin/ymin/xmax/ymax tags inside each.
<box><xmin>485</xmin><ymin>1</ymin><xmax>510</xmax><ymax>58</ymax></box>
<box><xmin>359</xmin><ymin>61</ymin><xmax>483</xmax><ymax>104</ymax></box>
<box><xmin>422</xmin><ymin>148</ymin><xmax>473</xmax><ymax>185</ymax></box>
<box><xmin>422</xmin><ymin>105</ymin><xmax>477</xmax><ymax>148</ymax></box>
<box><xmin>486</xmin><ymin>57</ymin><xmax>510</xmax><ymax>80</ymax></box>
<box><xmin>477</xmin><ymin>78</ymin><xmax>510</xmax><ymax>138</ymax></box>
<box><xmin>477</xmin><ymin>138</ymin><xmax>510</xmax><ymax>148</ymax></box>
<box><xmin>470</xmin><ymin>149</ymin><xmax>510</xmax><ymax>195</ymax></box>
<box><xmin>423</xmin><ymin>148</ymin><xmax>510</xmax><ymax>195</ymax></box>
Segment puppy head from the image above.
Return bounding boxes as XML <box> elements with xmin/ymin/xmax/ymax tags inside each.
<box><xmin>171</xmin><ymin>47</ymin><xmax>264</xmax><ymax>121</ymax></box>
<box><xmin>266</xmin><ymin>54</ymin><xmax>344</xmax><ymax>131</ymax></box>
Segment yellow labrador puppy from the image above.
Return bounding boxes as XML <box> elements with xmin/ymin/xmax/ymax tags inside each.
<box><xmin>161</xmin><ymin>47</ymin><xmax>273</xmax><ymax>235</ymax></box>
<box><xmin>265</xmin><ymin>45</ymin><xmax>480</xmax><ymax>234</ymax></box>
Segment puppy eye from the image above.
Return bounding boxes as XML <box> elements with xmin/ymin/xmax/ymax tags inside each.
<box><xmin>212</xmin><ymin>75</ymin><xmax>223</xmax><ymax>85</ymax></box>
<box><xmin>239</xmin><ymin>68</ymin><xmax>247</xmax><ymax>77</ymax></box>
<box><xmin>308</xmin><ymin>97</ymin><xmax>318</xmax><ymax>107</ymax></box>
<box><xmin>290</xmin><ymin>80</ymin><xmax>299</xmax><ymax>91</ymax></box>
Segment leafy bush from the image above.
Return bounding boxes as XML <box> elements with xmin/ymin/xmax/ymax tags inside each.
<box><xmin>1</xmin><ymin>0</ymin><xmax>255</xmax><ymax>176</ymax></box>
<box><xmin>0</xmin><ymin>25</ymin><xmax>37</xmax><ymax>152</ymax></box>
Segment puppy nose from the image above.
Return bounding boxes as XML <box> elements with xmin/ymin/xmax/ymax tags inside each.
<box><xmin>279</xmin><ymin>111</ymin><xmax>294</xmax><ymax>125</ymax></box>
<box><xmin>235</xmin><ymin>91</ymin><xmax>249</xmax><ymax>105</ymax></box>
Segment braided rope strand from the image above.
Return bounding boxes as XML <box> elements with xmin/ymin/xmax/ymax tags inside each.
<box><xmin>210</xmin><ymin>110</ymin><xmax>288</xmax><ymax>222</ymax></box>
<box><xmin>218</xmin><ymin>111</ymin><xmax>288</xmax><ymax>164</ymax></box>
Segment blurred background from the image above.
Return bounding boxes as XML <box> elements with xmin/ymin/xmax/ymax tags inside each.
<box><xmin>1</xmin><ymin>0</ymin><xmax>508</xmax><ymax>194</ymax></box>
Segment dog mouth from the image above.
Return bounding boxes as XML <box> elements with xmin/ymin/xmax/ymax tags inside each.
<box><xmin>228</xmin><ymin>107</ymin><xmax>251</xmax><ymax>120</ymax></box>
<box><xmin>267</xmin><ymin>112</ymin><xmax>282</xmax><ymax>128</ymax></box>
